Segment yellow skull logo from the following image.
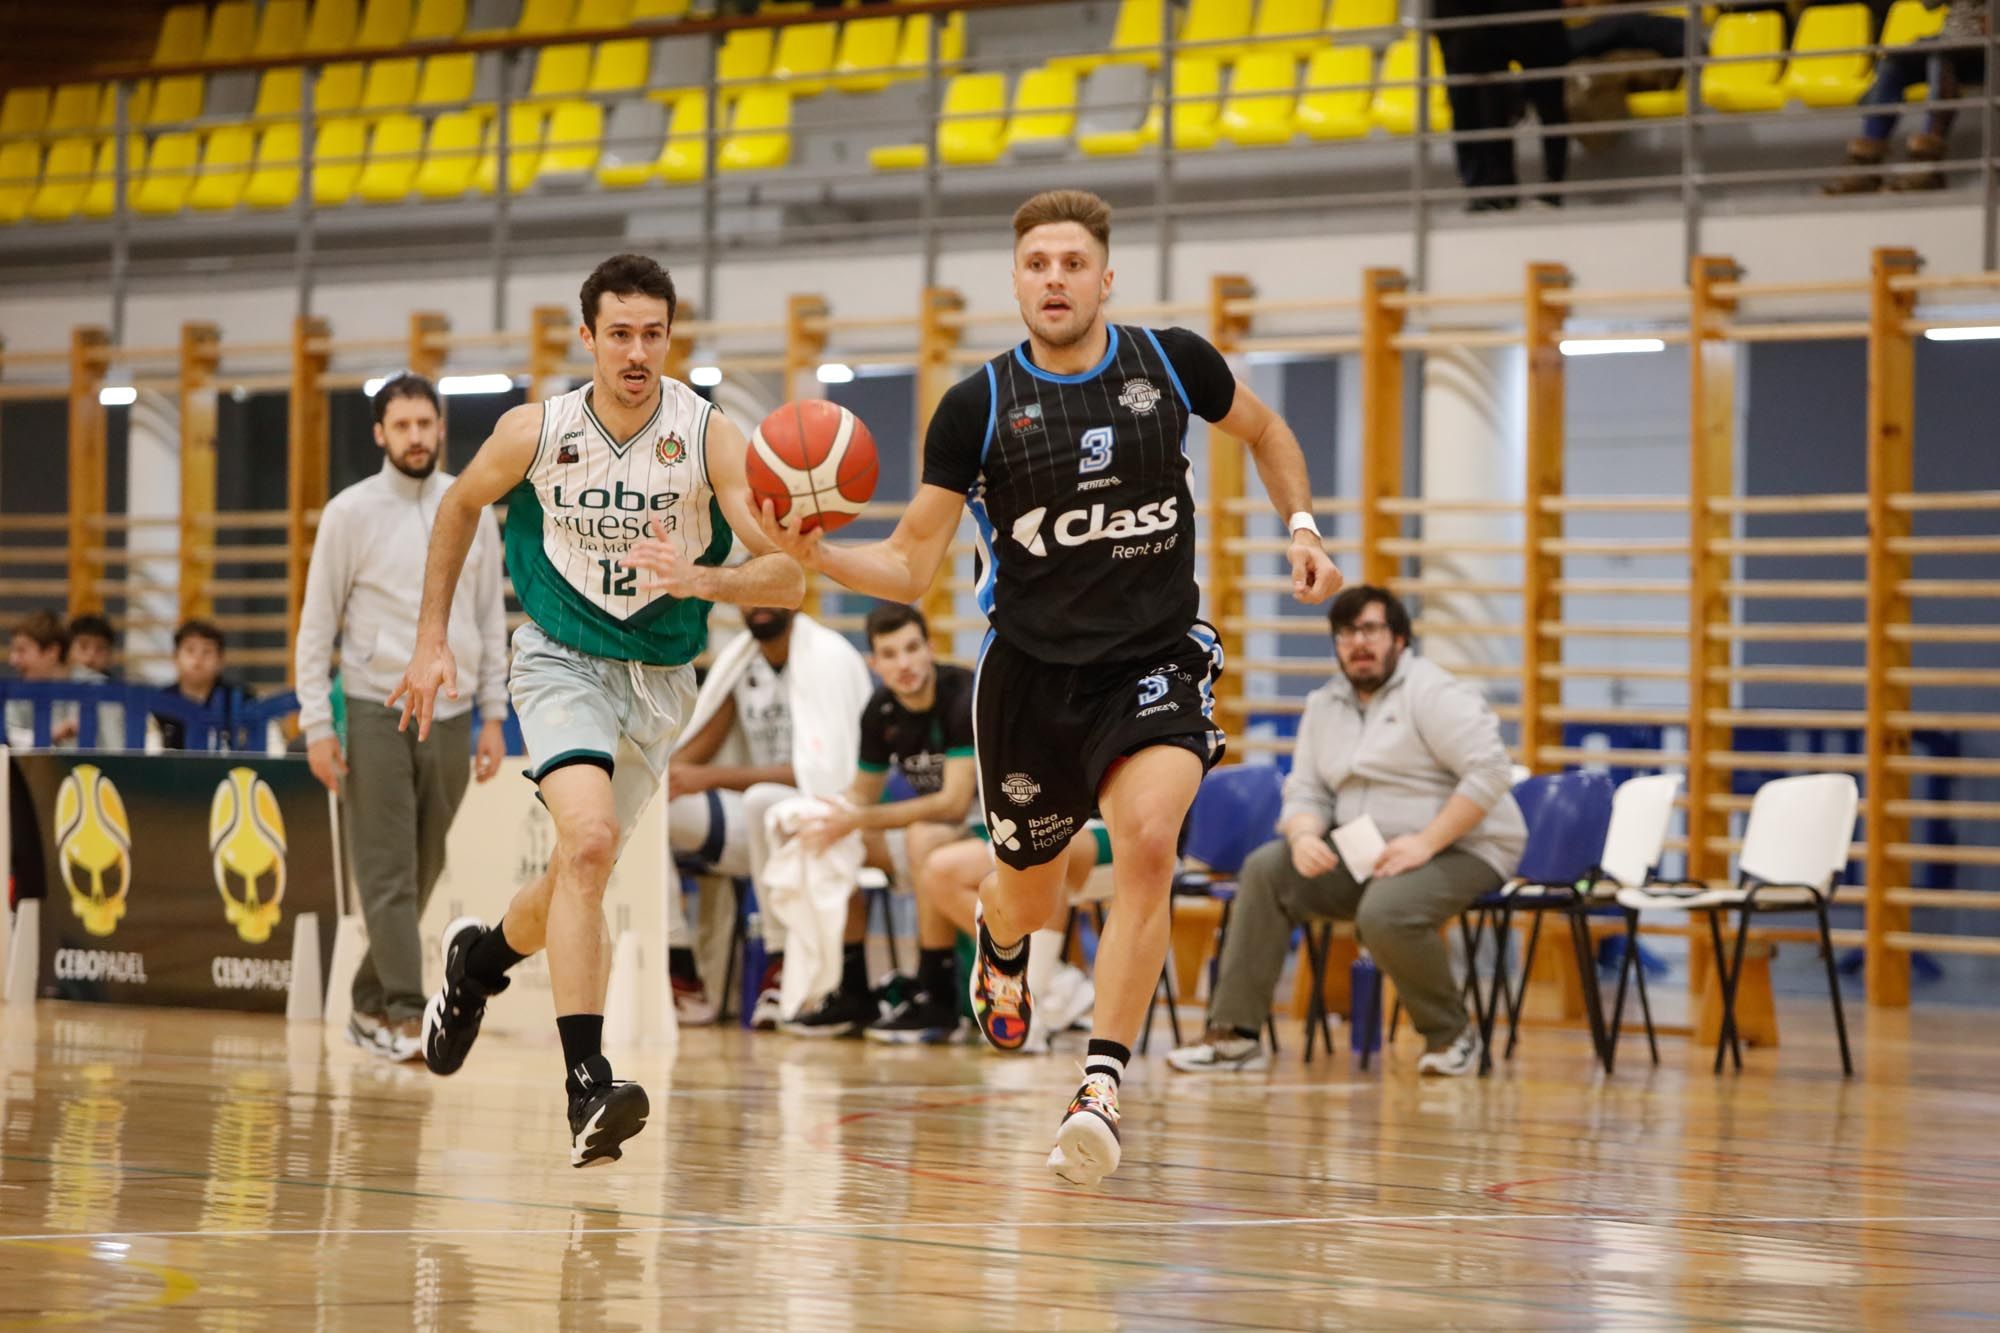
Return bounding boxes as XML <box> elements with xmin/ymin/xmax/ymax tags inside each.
<box><xmin>54</xmin><ymin>765</ymin><xmax>131</xmax><ymax>938</ymax></box>
<box><xmin>209</xmin><ymin>768</ymin><xmax>287</xmax><ymax>945</ymax></box>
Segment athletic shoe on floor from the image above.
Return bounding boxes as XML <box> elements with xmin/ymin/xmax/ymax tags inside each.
<box><xmin>1166</xmin><ymin>1027</ymin><xmax>1270</xmax><ymax>1074</ymax></box>
<box><xmin>422</xmin><ymin>915</ymin><xmax>507</xmax><ymax>1076</ymax></box>
<box><xmin>1047</xmin><ymin>1071</ymin><xmax>1121</xmax><ymax>1186</ymax></box>
<box><xmin>347</xmin><ymin>1010</ymin><xmax>391</xmax><ymax>1057</ymax></box>
<box><xmin>1417</xmin><ymin>1024</ymin><xmax>1483</xmax><ymax>1078</ymax></box>
<box><xmin>749</xmin><ymin>957</ymin><xmax>784</xmax><ymax>1031</ymax></box>
<box><xmin>567</xmin><ymin>1055</ymin><xmax>649</xmax><ymax>1168</ymax></box>
<box><xmin>781</xmin><ymin>987</ymin><xmax>877</xmax><ymax>1038</ymax></box>
<box><xmin>865</xmin><ymin>990</ymin><xmax>962</xmax><ymax>1045</ymax></box>
<box><xmin>383</xmin><ymin>1016</ymin><xmax>423</xmax><ymax>1063</ymax></box>
<box><xmin>970</xmin><ymin>901</ymin><xmax>1031</xmax><ymax>1053</ymax></box>
<box><xmin>1023</xmin><ymin>965</ymin><xmax>1094</xmax><ymax>1054</ymax></box>
<box><xmin>672</xmin><ymin>973</ymin><xmax>718</xmax><ymax>1027</ymax></box>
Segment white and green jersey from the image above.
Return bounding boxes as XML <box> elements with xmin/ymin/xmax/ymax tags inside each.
<box><xmin>504</xmin><ymin>380</ymin><xmax>732</xmax><ymax>666</ymax></box>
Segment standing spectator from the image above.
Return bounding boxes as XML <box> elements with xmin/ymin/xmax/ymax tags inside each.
<box><xmin>1437</xmin><ymin>0</ymin><xmax>1572</xmax><ymax>209</ymax></box>
<box><xmin>1825</xmin><ymin>0</ymin><xmax>1989</xmax><ymax>193</ymax></box>
<box><xmin>294</xmin><ymin>372</ymin><xmax>509</xmax><ymax>1063</ymax></box>
<box><xmin>66</xmin><ymin>614</ymin><xmax>120</xmax><ymax>680</ymax></box>
<box><xmin>1167</xmin><ymin>586</ymin><xmax>1526</xmax><ymax>1078</ymax></box>
<box><xmin>151</xmin><ymin>620</ymin><xmax>248</xmax><ymax>750</ymax></box>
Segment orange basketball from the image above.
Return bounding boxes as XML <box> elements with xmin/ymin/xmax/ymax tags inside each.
<box><xmin>746</xmin><ymin>399</ymin><xmax>879</xmax><ymax>534</ymax></box>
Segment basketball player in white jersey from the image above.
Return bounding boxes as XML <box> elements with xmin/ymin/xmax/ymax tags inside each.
<box><xmin>390</xmin><ymin>254</ymin><xmax>803</xmax><ymax>1167</ymax></box>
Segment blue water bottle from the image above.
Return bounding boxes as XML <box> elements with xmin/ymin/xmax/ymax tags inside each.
<box><xmin>1350</xmin><ymin>948</ymin><xmax>1382</xmax><ymax>1069</ymax></box>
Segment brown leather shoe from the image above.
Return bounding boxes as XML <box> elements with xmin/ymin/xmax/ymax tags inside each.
<box><xmin>1821</xmin><ymin>138</ymin><xmax>1886</xmax><ymax>195</ymax></box>
<box><xmin>1889</xmin><ymin>132</ymin><xmax>1947</xmax><ymax>191</ymax></box>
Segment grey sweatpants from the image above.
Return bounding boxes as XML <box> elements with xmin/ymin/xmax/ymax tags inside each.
<box><xmin>344</xmin><ymin>703</ymin><xmax>473</xmax><ymax>1022</ymax></box>
<box><xmin>1207</xmin><ymin>838</ymin><xmax>1503</xmax><ymax>1047</ymax></box>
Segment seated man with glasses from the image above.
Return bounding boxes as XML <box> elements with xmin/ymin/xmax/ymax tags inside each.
<box><xmin>1168</xmin><ymin>585</ymin><xmax>1524</xmax><ymax>1078</ymax></box>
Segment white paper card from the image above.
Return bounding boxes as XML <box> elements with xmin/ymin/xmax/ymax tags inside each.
<box><xmin>1331</xmin><ymin>814</ymin><xmax>1386</xmax><ymax>884</ymax></box>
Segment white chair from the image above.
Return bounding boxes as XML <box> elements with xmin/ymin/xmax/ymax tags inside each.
<box><xmin>1615</xmin><ymin>773</ymin><xmax>1858</xmax><ymax>1077</ymax></box>
<box><xmin>1593</xmin><ymin>773</ymin><xmax>1683</xmax><ymax>1071</ymax></box>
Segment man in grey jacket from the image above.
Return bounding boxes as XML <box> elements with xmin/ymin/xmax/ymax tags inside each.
<box><xmin>295</xmin><ymin>374</ymin><xmax>509</xmax><ymax>1062</ymax></box>
<box><xmin>1169</xmin><ymin>585</ymin><xmax>1525</xmax><ymax>1078</ymax></box>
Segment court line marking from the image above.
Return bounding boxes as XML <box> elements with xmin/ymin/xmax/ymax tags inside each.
<box><xmin>6</xmin><ymin>1214</ymin><xmax>2000</xmax><ymax>1245</ymax></box>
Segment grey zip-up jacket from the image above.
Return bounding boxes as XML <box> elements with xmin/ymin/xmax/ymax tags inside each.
<box><xmin>1279</xmin><ymin>654</ymin><xmax>1526</xmax><ymax>879</ymax></box>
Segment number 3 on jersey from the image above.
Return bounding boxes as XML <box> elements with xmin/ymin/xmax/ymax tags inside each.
<box><xmin>597</xmin><ymin>558</ymin><xmax>637</xmax><ymax>597</ymax></box>
<box><xmin>1079</xmin><ymin>426</ymin><xmax>1114</xmax><ymax>475</ymax></box>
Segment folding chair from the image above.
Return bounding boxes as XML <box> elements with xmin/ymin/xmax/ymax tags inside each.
<box><xmin>1171</xmin><ymin>764</ymin><xmax>1286</xmax><ymax>1054</ymax></box>
<box><xmin>1616</xmin><ymin>773</ymin><xmax>1858</xmax><ymax>1077</ymax></box>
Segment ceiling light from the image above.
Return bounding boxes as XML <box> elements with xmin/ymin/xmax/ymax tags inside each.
<box><xmin>816</xmin><ymin>362</ymin><xmax>855</xmax><ymax>385</ymax></box>
<box><xmin>98</xmin><ymin>386</ymin><xmax>137</xmax><ymax>406</ymax></box>
<box><xmin>1558</xmin><ymin>337</ymin><xmax>1666</xmax><ymax>357</ymax></box>
<box><xmin>1924</xmin><ymin>325</ymin><xmax>2000</xmax><ymax>342</ymax></box>
<box><xmin>690</xmin><ymin>365</ymin><xmax>723</xmax><ymax>387</ymax></box>
<box><xmin>438</xmin><ymin>374</ymin><xmax>515</xmax><ymax>396</ymax></box>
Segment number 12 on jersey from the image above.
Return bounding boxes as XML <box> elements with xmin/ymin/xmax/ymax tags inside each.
<box><xmin>597</xmin><ymin>558</ymin><xmax>637</xmax><ymax>597</ymax></box>
<box><xmin>1079</xmin><ymin>426</ymin><xmax>1115</xmax><ymax>475</ymax></box>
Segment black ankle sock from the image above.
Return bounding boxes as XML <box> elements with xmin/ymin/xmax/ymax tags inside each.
<box><xmin>1085</xmin><ymin>1038</ymin><xmax>1131</xmax><ymax>1088</ymax></box>
<box><xmin>841</xmin><ymin>942</ymin><xmax>868</xmax><ymax>996</ymax></box>
<box><xmin>917</xmin><ymin>946</ymin><xmax>955</xmax><ymax>994</ymax></box>
<box><xmin>465</xmin><ymin>920</ymin><xmax>527</xmax><ymax>990</ymax></box>
<box><xmin>668</xmin><ymin>947</ymin><xmax>699</xmax><ymax>983</ymax></box>
<box><xmin>557</xmin><ymin>1013</ymin><xmax>604</xmax><ymax>1079</ymax></box>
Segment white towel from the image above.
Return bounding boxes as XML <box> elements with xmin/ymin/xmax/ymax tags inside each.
<box><xmin>758</xmin><ymin>795</ymin><xmax>865</xmax><ymax>1019</ymax></box>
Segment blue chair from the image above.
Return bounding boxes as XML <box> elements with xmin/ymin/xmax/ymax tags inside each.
<box><xmin>1172</xmin><ymin>764</ymin><xmax>1287</xmax><ymax>1054</ymax></box>
<box><xmin>1466</xmin><ymin>771</ymin><xmax>1617</xmax><ymax>1074</ymax></box>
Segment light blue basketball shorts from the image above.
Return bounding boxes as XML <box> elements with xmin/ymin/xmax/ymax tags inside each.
<box><xmin>508</xmin><ymin>621</ymin><xmax>698</xmax><ymax>848</ymax></box>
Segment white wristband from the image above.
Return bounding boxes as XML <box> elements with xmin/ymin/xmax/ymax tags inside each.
<box><xmin>1288</xmin><ymin>511</ymin><xmax>1321</xmax><ymax>539</ymax></box>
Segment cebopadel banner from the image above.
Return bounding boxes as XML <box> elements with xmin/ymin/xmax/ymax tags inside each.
<box><xmin>13</xmin><ymin>752</ymin><xmax>338</xmax><ymax>1013</ymax></box>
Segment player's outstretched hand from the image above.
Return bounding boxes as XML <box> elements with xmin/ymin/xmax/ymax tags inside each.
<box><xmin>1289</xmin><ymin>534</ymin><xmax>1342</xmax><ymax>605</ymax></box>
<box><xmin>388</xmin><ymin>639</ymin><xmax>459</xmax><ymax>742</ymax></box>
<box><xmin>621</xmin><ymin>515</ymin><xmax>701</xmax><ymax>598</ymax></box>
<box><xmin>755</xmin><ymin>498</ymin><xmax>824</xmax><ymax>568</ymax></box>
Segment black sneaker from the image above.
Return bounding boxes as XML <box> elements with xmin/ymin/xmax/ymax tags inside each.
<box><xmin>780</xmin><ymin>987</ymin><xmax>877</xmax><ymax>1038</ymax></box>
<box><xmin>568</xmin><ymin>1055</ymin><xmax>649</xmax><ymax>1168</ymax></box>
<box><xmin>422</xmin><ymin>916</ymin><xmax>508</xmax><ymax>1076</ymax></box>
<box><xmin>865</xmin><ymin>991</ymin><xmax>961</xmax><ymax>1045</ymax></box>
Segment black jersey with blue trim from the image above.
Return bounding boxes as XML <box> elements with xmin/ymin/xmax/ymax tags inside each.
<box><xmin>922</xmin><ymin>325</ymin><xmax>1237</xmax><ymax>665</ymax></box>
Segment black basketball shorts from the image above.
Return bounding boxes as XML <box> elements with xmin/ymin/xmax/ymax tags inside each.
<box><xmin>971</xmin><ymin>622</ymin><xmax>1226</xmax><ymax>870</ymax></box>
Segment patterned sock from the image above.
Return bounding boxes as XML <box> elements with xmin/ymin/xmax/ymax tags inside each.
<box><xmin>465</xmin><ymin>919</ymin><xmax>527</xmax><ymax>990</ymax></box>
<box><xmin>1084</xmin><ymin>1038</ymin><xmax>1131</xmax><ymax>1088</ymax></box>
<box><xmin>986</xmin><ymin>931</ymin><xmax>1027</xmax><ymax>976</ymax></box>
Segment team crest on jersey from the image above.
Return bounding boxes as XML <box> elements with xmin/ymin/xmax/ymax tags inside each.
<box><xmin>1001</xmin><ymin>772</ymin><xmax>1041</xmax><ymax>806</ymax></box>
<box><xmin>656</xmin><ymin>431</ymin><xmax>686</xmax><ymax>466</ymax></box>
<box><xmin>1006</xmin><ymin>402</ymin><xmax>1044</xmax><ymax>437</ymax></box>
<box><xmin>1119</xmin><ymin>378</ymin><xmax>1161</xmax><ymax>415</ymax></box>
<box><xmin>556</xmin><ymin>428</ymin><xmax>583</xmax><ymax>465</ymax></box>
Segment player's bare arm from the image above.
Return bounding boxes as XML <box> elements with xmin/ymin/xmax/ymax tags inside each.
<box><xmin>1214</xmin><ymin>381</ymin><xmax>1342</xmax><ymax>605</ymax></box>
<box><xmin>389</xmin><ymin>401</ymin><xmax>540</xmax><ymax>739</ymax></box>
<box><xmin>621</xmin><ymin>410</ymin><xmax>804</xmax><ymax>608</ymax></box>
<box><xmin>756</xmin><ymin>482</ymin><xmax>963</xmax><ymax>604</ymax></box>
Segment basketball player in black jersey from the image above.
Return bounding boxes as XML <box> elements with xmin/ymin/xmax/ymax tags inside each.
<box><xmin>759</xmin><ymin>189</ymin><xmax>1339</xmax><ymax>1186</ymax></box>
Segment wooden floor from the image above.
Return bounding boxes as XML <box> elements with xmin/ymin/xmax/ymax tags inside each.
<box><xmin>2</xmin><ymin>999</ymin><xmax>1998</xmax><ymax>1330</ymax></box>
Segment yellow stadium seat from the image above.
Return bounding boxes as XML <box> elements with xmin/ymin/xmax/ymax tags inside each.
<box><xmin>893</xmin><ymin>13</ymin><xmax>966</xmax><ymax>79</ymax></box>
<box><xmin>539</xmin><ymin>100</ymin><xmax>602</xmax><ymax>179</ymax></box>
<box><xmin>133</xmin><ymin>131</ymin><xmax>198</xmax><ymax>213</ymax></box>
<box><xmin>516</xmin><ymin>0</ymin><xmax>576</xmax><ymax>33</ymax></box>
<box><xmin>98</xmin><ymin>83</ymin><xmax>152</xmax><ymax>129</ymax></box>
<box><xmin>630</xmin><ymin>0</ymin><xmax>689</xmax><ymax>17</ymax></box>
<box><xmin>2</xmin><ymin>89</ymin><xmax>51</xmax><ymax>136</ymax></box>
<box><xmin>189</xmin><ymin>123</ymin><xmax>254</xmax><ymax>209</ymax></box>
<box><xmin>152</xmin><ymin>4</ymin><xmax>207</xmax><ymax>63</ymax></box>
<box><xmin>47</xmin><ymin>86</ymin><xmax>101</xmax><ymax>134</ymax></box>
<box><xmin>416</xmin><ymin>53</ymin><xmax>478</xmax><ymax>106</ymax></box>
<box><xmin>1626</xmin><ymin>85</ymin><xmax>1686</xmax><ymax>117</ymax></box>
<box><xmin>1080</xmin><ymin>56</ymin><xmax>1224</xmax><ymax>155</ymax></box>
<box><xmin>144</xmin><ymin>77</ymin><xmax>204</xmax><ymax>127</ymax></box>
<box><xmin>532</xmin><ymin>44</ymin><xmax>595</xmax><ymax>100</ymax></box>
<box><xmin>1004</xmin><ymin>66</ymin><xmax>1079</xmax><ymax>155</ymax></box>
<box><xmin>363</xmin><ymin>59</ymin><xmax>423</xmax><ymax>111</ymax></box>
<box><xmin>1326</xmin><ymin>0</ymin><xmax>1397</xmax><ymax>32</ymax></box>
<box><xmin>206</xmin><ymin>1</ymin><xmax>259</xmax><ymax>60</ymax></box>
<box><xmin>28</xmin><ymin>138</ymin><xmax>93</xmax><ymax>220</ymax></box>
<box><xmin>658</xmin><ymin>92</ymin><xmax>707</xmax><ymax>183</ymax></box>
<box><xmin>356</xmin><ymin>113</ymin><xmax>423</xmax><ymax>201</ymax></box>
<box><xmin>0</xmin><ymin>142</ymin><xmax>39</xmax><ymax>224</ymax></box>
<box><xmin>244</xmin><ymin>113</ymin><xmax>307</xmax><ymax>208</ymax></box>
<box><xmin>833</xmin><ymin>15</ymin><xmax>903</xmax><ymax>92</ymax></box>
<box><xmin>411</xmin><ymin>0</ymin><xmax>468</xmax><ymax>40</ymax></box>
<box><xmin>869</xmin><ymin>141</ymin><xmax>927</xmax><ymax>170</ymax></box>
<box><xmin>1050</xmin><ymin>0</ymin><xmax>1171</xmax><ymax>75</ymax></box>
<box><xmin>253</xmin><ymin>0</ymin><xmax>310</xmax><ymax>56</ymax></box>
<box><xmin>1249</xmin><ymin>0</ymin><xmax>1324</xmax><ymax>58</ymax></box>
<box><xmin>569</xmin><ymin>0</ymin><xmax>631</xmax><ymax>25</ymax></box>
<box><xmin>355</xmin><ymin>0</ymin><xmax>415</xmax><ymax>47</ymax></box>
<box><xmin>1702</xmin><ymin>10</ymin><xmax>1786</xmax><ymax>112</ymax></box>
<box><xmin>1782</xmin><ymin>4</ymin><xmax>1873</xmax><ymax>108</ymax></box>
<box><xmin>1182</xmin><ymin>0</ymin><xmax>1253</xmax><ymax>64</ymax></box>
<box><xmin>1371</xmin><ymin>33</ymin><xmax>1450</xmax><ymax>134</ymax></box>
<box><xmin>82</xmin><ymin>138</ymin><xmax>145</xmax><ymax>216</ymax></box>
<box><xmin>717</xmin><ymin>25</ymin><xmax>776</xmax><ymax>94</ymax></box>
<box><xmin>591</xmin><ymin>39</ymin><xmax>652</xmax><ymax>92</ymax></box>
<box><xmin>719</xmin><ymin>88</ymin><xmax>790</xmax><ymax>171</ymax></box>
<box><xmin>475</xmin><ymin>104</ymin><xmax>547</xmax><ymax>193</ymax></box>
<box><xmin>304</xmin><ymin>0</ymin><xmax>360</xmax><ymax>52</ymax></box>
<box><xmin>1221</xmin><ymin>51</ymin><xmax>1298</xmax><ymax>146</ymax></box>
<box><xmin>939</xmin><ymin>72</ymin><xmax>1008</xmax><ymax>165</ymax></box>
<box><xmin>310</xmin><ymin>118</ymin><xmax>369</xmax><ymax>204</ymax></box>
<box><xmin>1883</xmin><ymin>0</ymin><xmax>1947</xmax><ymax>47</ymax></box>
<box><xmin>771</xmin><ymin>22</ymin><xmax>838</xmax><ymax>96</ymax></box>
<box><xmin>1295</xmin><ymin>43</ymin><xmax>1371</xmax><ymax>139</ymax></box>
<box><xmin>412</xmin><ymin>110</ymin><xmax>480</xmax><ymax>196</ymax></box>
